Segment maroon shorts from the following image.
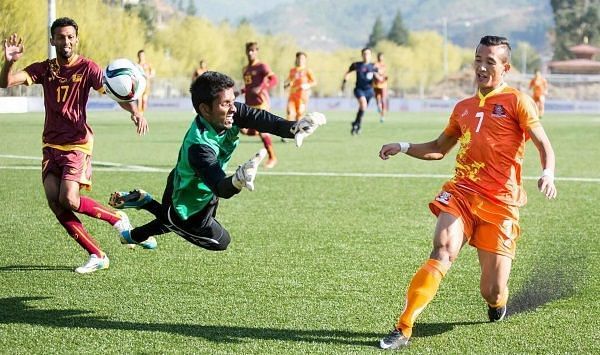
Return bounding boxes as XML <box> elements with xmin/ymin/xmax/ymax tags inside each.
<box><xmin>42</xmin><ymin>147</ymin><xmax>92</xmax><ymax>188</ymax></box>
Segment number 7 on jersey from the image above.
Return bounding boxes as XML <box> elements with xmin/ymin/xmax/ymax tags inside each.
<box><xmin>475</xmin><ymin>111</ymin><xmax>484</xmax><ymax>133</ymax></box>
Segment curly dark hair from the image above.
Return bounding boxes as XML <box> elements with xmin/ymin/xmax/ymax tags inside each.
<box><xmin>50</xmin><ymin>17</ymin><xmax>78</xmax><ymax>37</ymax></box>
<box><xmin>190</xmin><ymin>71</ymin><xmax>235</xmax><ymax>114</ymax></box>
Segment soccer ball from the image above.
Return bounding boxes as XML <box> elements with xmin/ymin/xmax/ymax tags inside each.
<box><xmin>103</xmin><ymin>58</ymin><xmax>146</xmax><ymax>102</ymax></box>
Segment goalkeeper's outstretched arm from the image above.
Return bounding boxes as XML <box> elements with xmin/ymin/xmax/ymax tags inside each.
<box><xmin>233</xmin><ymin>102</ymin><xmax>295</xmax><ymax>138</ymax></box>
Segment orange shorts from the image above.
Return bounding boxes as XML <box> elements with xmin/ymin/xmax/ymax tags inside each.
<box><xmin>42</xmin><ymin>146</ymin><xmax>92</xmax><ymax>189</ymax></box>
<box><xmin>287</xmin><ymin>95</ymin><xmax>308</xmax><ymax>120</ymax></box>
<box><xmin>428</xmin><ymin>182</ymin><xmax>521</xmax><ymax>259</ymax></box>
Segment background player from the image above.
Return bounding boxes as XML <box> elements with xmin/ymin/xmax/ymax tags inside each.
<box><xmin>242</xmin><ymin>42</ymin><xmax>279</xmax><ymax>168</ymax></box>
<box><xmin>136</xmin><ymin>49</ymin><xmax>155</xmax><ymax>114</ymax></box>
<box><xmin>529</xmin><ymin>69</ymin><xmax>548</xmax><ymax>118</ymax></box>
<box><xmin>342</xmin><ymin>47</ymin><xmax>380</xmax><ymax>135</ymax></box>
<box><xmin>0</xmin><ymin>18</ymin><xmax>152</xmax><ymax>274</ymax></box>
<box><xmin>378</xmin><ymin>35</ymin><xmax>557</xmax><ymax>349</ymax></box>
<box><xmin>284</xmin><ymin>51</ymin><xmax>316</xmax><ymax>122</ymax></box>
<box><xmin>191</xmin><ymin>59</ymin><xmax>207</xmax><ymax>83</ymax></box>
<box><xmin>108</xmin><ymin>71</ymin><xmax>325</xmax><ymax>251</ymax></box>
<box><xmin>373</xmin><ymin>52</ymin><xmax>389</xmax><ymax>123</ymax></box>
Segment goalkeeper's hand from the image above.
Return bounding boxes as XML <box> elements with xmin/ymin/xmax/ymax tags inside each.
<box><xmin>290</xmin><ymin>112</ymin><xmax>327</xmax><ymax>147</ymax></box>
<box><xmin>301</xmin><ymin>83</ymin><xmax>311</xmax><ymax>90</ymax></box>
<box><xmin>232</xmin><ymin>148</ymin><xmax>267</xmax><ymax>191</ymax></box>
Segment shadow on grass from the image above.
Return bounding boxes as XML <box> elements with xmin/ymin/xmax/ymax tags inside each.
<box><xmin>413</xmin><ymin>320</ymin><xmax>485</xmax><ymax>338</ymax></box>
<box><xmin>507</xmin><ymin>258</ymin><xmax>580</xmax><ymax>316</ymax></box>
<box><xmin>0</xmin><ymin>265</ymin><xmax>73</xmax><ymax>272</ymax></box>
<box><xmin>0</xmin><ymin>297</ymin><xmax>485</xmax><ymax>347</ymax></box>
<box><xmin>0</xmin><ymin>296</ymin><xmax>378</xmax><ymax>346</ymax></box>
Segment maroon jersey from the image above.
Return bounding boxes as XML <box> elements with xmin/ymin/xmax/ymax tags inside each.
<box><xmin>24</xmin><ymin>55</ymin><xmax>103</xmax><ymax>145</ymax></box>
<box><xmin>242</xmin><ymin>62</ymin><xmax>277</xmax><ymax>107</ymax></box>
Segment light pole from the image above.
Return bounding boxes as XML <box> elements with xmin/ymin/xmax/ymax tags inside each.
<box><xmin>442</xmin><ymin>17</ymin><xmax>448</xmax><ymax>81</ymax></box>
<box><xmin>48</xmin><ymin>0</ymin><xmax>56</xmax><ymax>59</ymax></box>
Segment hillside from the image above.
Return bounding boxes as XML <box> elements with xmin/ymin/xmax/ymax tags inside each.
<box><xmin>184</xmin><ymin>0</ymin><xmax>554</xmax><ymax>51</ymax></box>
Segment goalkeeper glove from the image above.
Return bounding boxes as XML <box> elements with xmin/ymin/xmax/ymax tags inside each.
<box><xmin>291</xmin><ymin>112</ymin><xmax>327</xmax><ymax>147</ymax></box>
<box><xmin>232</xmin><ymin>148</ymin><xmax>267</xmax><ymax>191</ymax></box>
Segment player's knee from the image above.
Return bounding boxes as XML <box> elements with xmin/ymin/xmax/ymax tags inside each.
<box><xmin>58</xmin><ymin>195</ymin><xmax>79</xmax><ymax>211</ymax></box>
<box><xmin>46</xmin><ymin>198</ymin><xmax>64</xmax><ymax>215</ymax></box>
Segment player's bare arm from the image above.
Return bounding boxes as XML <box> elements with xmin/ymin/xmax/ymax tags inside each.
<box><xmin>0</xmin><ymin>33</ymin><xmax>28</xmax><ymax>88</ymax></box>
<box><xmin>379</xmin><ymin>133</ymin><xmax>458</xmax><ymax>161</ymax></box>
<box><xmin>528</xmin><ymin>125</ymin><xmax>557</xmax><ymax>199</ymax></box>
<box><xmin>118</xmin><ymin>101</ymin><xmax>148</xmax><ymax>135</ymax></box>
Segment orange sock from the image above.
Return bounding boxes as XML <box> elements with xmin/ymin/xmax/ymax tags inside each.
<box><xmin>396</xmin><ymin>259</ymin><xmax>449</xmax><ymax>337</ymax></box>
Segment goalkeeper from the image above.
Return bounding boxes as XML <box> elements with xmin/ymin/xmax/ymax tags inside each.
<box><xmin>108</xmin><ymin>71</ymin><xmax>325</xmax><ymax>251</ymax></box>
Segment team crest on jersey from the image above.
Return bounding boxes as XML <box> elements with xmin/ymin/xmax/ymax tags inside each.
<box><xmin>461</xmin><ymin>109</ymin><xmax>469</xmax><ymax>118</ymax></box>
<box><xmin>435</xmin><ymin>191</ymin><xmax>452</xmax><ymax>205</ymax></box>
<box><xmin>72</xmin><ymin>74</ymin><xmax>83</xmax><ymax>82</ymax></box>
<box><xmin>491</xmin><ymin>104</ymin><xmax>507</xmax><ymax>118</ymax></box>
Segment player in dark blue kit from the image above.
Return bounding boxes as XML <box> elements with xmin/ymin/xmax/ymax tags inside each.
<box><xmin>342</xmin><ymin>47</ymin><xmax>380</xmax><ymax>135</ymax></box>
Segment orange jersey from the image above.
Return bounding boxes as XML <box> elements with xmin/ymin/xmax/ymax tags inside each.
<box><xmin>373</xmin><ymin>62</ymin><xmax>387</xmax><ymax>89</ymax></box>
<box><xmin>529</xmin><ymin>76</ymin><xmax>547</xmax><ymax>98</ymax></box>
<box><xmin>444</xmin><ymin>83</ymin><xmax>540</xmax><ymax>207</ymax></box>
<box><xmin>287</xmin><ymin>66</ymin><xmax>315</xmax><ymax>97</ymax></box>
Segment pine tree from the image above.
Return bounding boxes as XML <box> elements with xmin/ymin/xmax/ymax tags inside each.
<box><xmin>366</xmin><ymin>16</ymin><xmax>386</xmax><ymax>48</ymax></box>
<box><xmin>186</xmin><ymin>0</ymin><xmax>197</xmax><ymax>16</ymax></box>
<box><xmin>387</xmin><ymin>10</ymin><xmax>409</xmax><ymax>46</ymax></box>
<box><xmin>551</xmin><ymin>0</ymin><xmax>600</xmax><ymax>59</ymax></box>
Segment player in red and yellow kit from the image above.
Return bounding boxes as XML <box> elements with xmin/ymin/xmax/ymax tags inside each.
<box><xmin>529</xmin><ymin>69</ymin><xmax>548</xmax><ymax>118</ymax></box>
<box><xmin>136</xmin><ymin>49</ymin><xmax>155</xmax><ymax>114</ymax></box>
<box><xmin>1</xmin><ymin>18</ymin><xmax>151</xmax><ymax>274</ymax></box>
<box><xmin>373</xmin><ymin>52</ymin><xmax>388</xmax><ymax>123</ymax></box>
<box><xmin>285</xmin><ymin>52</ymin><xmax>316</xmax><ymax>122</ymax></box>
<box><xmin>242</xmin><ymin>42</ymin><xmax>279</xmax><ymax>168</ymax></box>
<box><xmin>378</xmin><ymin>36</ymin><xmax>557</xmax><ymax>349</ymax></box>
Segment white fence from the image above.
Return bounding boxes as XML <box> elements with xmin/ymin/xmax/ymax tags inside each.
<box><xmin>2</xmin><ymin>96</ymin><xmax>599</xmax><ymax>114</ymax></box>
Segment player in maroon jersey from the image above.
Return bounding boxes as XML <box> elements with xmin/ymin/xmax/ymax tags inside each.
<box><xmin>0</xmin><ymin>17</ymin><xmax>153</xmax><ymax>274</ymax></box>
<box><xmin>242</xmin><ymin>42</ymin><xmax>279</xmax><ymax>168</ymax></box>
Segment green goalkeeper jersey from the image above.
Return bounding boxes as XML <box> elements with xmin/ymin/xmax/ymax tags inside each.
<box><xmin>171</xmin><ymin>115</ymin><xmax>240</xmax><ymax>220</ymax></box>
<box><xmin>169</xmin><ymin>102</ymin><xmax>295</xmax><ymax>221</ymax></box>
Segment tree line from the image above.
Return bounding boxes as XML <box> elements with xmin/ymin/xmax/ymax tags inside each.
<box><xmin>2</xmin><ymin>0</ymin><xmax>597</xmax><ymax>97</ymax></box>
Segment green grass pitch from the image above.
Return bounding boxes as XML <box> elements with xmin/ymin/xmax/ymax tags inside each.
<box><xmin>0</xmin><ymin>110</ymin><xmax>598</xmax><ymax>353</ymax></box>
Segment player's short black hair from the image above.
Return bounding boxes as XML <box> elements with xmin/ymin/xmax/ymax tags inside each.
<box><xmin>137</xmin><ymin>49</ymin><xmax>145</xmax><ymax>56</ymax></box>
<box><xmin>361</xmin><ymin>47</ymin><xmax>371</xmax><ymax>54</ymax></box>
<box><xmin>477</xmin><ymin>35</ymin><xmax>511</xmax><ymax>62</ymax></box>
<box><xmin>51</xmin><ymin>17</ymin><xmax>78</xmax><ymax>37</ymax></box>
<box><xmin>296</xmin><ymin>51</ymin><xmax>307</xmax><ymax>58</ymax></box>
<box><xmin>246</xmin><ymin>42</ymin><xmax>258</xmax><ymax>51</ymax></box>
<box><xmin>190</xmin><ymin>71</ymin><xmax>235</xmax><ymax>114</ymax></box>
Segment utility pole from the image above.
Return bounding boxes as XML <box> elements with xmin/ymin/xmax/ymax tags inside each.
<box><xmin>442</xmin><ymin>17</ymin><xmax>448</xmax><ymax>81</ymax></box>
<box><xmin>48</xmin><ymin>0</ymin><xmax>56</xmax><ymax>59</ymax></box>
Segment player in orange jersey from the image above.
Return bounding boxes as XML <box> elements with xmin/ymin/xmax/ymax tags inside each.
<box><xmin>285</xmin><ymin>52</ymin><xmax>316</xmax><ymax>121</ymax></box>
<box><xmin>136</xmin><ymin>49</ymin><xmax>155</xmax><ymax>114</ymax></box>
<box><xmin>242</xmin><ymin>42</ymin><xmax>279</xmax><ymax>168</ymax></box>
<box><xmin>1</xmin><ymin>18</ymin><xmax>153</xmax><ymax>274</ymax></box>
<box><xmin>373</xmin><ymin>52</ymin><xmax>389</xmax><ymax>123</ymax></box>
<box><xmin>378</xmin><ymin>36</ymin><xmax>557</xmax><ymax>349</ymax></box>
<box><xmin>529</xmin><ymin>69</ymin><xmax>548</xmax><ymax>118</ymax></box>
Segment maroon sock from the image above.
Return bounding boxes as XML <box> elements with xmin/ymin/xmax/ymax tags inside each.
<box><xmin>78</xmin><ymin>196</ymin><xmax>120</xmax><ymax>225</ymax></box>
<box><xmin>260</xmin><ymin>133</ymin><xmax>272</xmax><ymax>147</ymax></box>
<box><xmin>56</xmin><ymin>210</ymin><xmax>104</xmax><ymax>257</ymax></box>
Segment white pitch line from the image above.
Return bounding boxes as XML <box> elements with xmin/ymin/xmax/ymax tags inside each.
<box><xmin>1</xmin><ymin>154</ymin><xmax>600</xmax><ymax>183</ymax></box>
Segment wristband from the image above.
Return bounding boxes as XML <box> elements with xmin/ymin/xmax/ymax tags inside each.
<box><xmin>398</xmin><ymin>142</ymin><xmax>410</xmax><ymax>154</ymax></box>
<box><xmin>542</xmin><ymin>168</ymin><xmax>554</xmax><ymax>179</ymax></box>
